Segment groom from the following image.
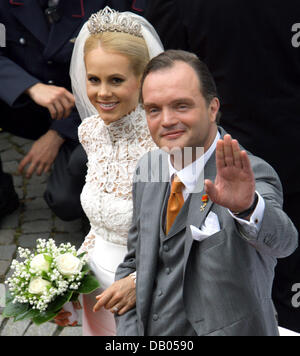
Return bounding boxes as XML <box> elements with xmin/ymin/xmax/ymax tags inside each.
<box><xmin>115</xmin><ymin>50</ymin><xmax>298</xmax><ymax>336</ymax></box>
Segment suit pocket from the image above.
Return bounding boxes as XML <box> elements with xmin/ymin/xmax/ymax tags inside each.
<box><xmin>198</xmin><ymin>229</ymin><xmax>226</xmax><ymax>253</ymax></box>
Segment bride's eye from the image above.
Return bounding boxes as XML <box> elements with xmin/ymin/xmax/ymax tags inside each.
<box><xmin>111</xmin><ymin>77</ymin><xmax>124</xmax><ymax>85</ymax></box>
<box><xmin>88</xmin><ymin>76</ymin><xmax>99</xmax><ymax>84</ymax></box>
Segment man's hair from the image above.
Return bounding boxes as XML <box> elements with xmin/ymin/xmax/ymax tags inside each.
<box><xmin>141</xmin><ymin>50</ymin><xmax>221</xmax><ymax>122</ymax></box>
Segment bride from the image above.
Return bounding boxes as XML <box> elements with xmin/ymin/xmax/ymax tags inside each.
<box><xmin>56</xmin><ymin>7</ymin><xmax>163</xmax><ymax>336</ymax></box>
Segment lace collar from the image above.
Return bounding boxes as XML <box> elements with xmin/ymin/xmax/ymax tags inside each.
<box><xmin>103</xmin><ymin>104</ymin><xmax>146</xmax><ymax>142</ymax></box>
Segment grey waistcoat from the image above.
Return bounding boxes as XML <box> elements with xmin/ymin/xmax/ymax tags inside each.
<box><xmin>146</xmin><ymin>188</ymin><xmax>197</xmax><ymax>336</ymax></box>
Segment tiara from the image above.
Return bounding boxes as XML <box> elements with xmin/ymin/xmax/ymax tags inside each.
<box><xmin>87</xmin><ymin>7</ymin><xmax>143</xmax><ymax>38</ymax></box>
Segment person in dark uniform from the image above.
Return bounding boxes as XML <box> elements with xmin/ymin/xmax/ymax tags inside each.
<box><xmin>144</xmin><ymin>0</ymin><xmax>300</xmax><ymax>334</ymax></box>
<box><xmin>0</xmin><ymin>0</ymin><xmax>146</xmax><ymax>221</ymax></box>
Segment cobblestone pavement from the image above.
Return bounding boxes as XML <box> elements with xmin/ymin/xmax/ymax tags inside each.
<box><xmin>0</xmin><ymin>131</ymin><xmax>86</xmax><ymax>336</ymax></box>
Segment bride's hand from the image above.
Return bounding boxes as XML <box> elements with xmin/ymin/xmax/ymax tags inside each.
<box><xmin>93</xmin><ymin>275</ymin><xmax>136</xmax><ymax>316</ymax></box>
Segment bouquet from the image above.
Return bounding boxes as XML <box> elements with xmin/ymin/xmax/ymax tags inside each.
<box><xmin>3</xmin><ymin>239</ymin><xmax>99</xmax><ymax>325</ymax></box>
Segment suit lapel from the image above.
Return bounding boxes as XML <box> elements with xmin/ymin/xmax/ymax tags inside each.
<box><xmin>184</xmin><ymin>151</ymin><xmax>217</xmax><ymax>264</ymax></box>
<box><xmin>138</xmin><ymin>181</ymin><xmax>169</xmax><ymax>327</ymax></box>
<box><xmin>184</xmin><ymin>127</ymin><xmax>228</xmax><ymax>263</ymax></box>
<box><xmin>165</xmin><ymin>195</ymin><xmax>191</xmax><ymax>239</ymax></box>
<box><xmin>44</xmin><ymin>1</ymin><xmax>84</xmax><ymax>58</ymax></box>
<box><xmin>137</xmin><ymin>150</ymin><xmax>169</xmax><ymax>327</ymax></box>
<box><xmin>10</xmin><ymin>0</ymin><xmax>49</xmax><ymax>46</ymax></box>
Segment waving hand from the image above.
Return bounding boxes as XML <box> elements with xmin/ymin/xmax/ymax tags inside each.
<box><xmin>204</xmin><ymin>135</ymin><xmax>256</xmax><ymax>216</ymax></box>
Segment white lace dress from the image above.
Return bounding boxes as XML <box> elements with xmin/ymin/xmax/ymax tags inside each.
<box><xmin>78</xmin><ymin>105</ymin><xmax>156</xmax><ymax>335</ymax></box>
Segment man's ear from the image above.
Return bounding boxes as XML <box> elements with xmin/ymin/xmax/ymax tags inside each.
<box><xmin>209</xmin><ymin>97</ymin><xmax>220</xmax><ymax>123</ymax></box>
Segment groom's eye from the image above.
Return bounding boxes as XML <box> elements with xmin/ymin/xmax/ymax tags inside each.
<box><xmin>145</xmin><ymin>106</ymin><xmax>160</xmax><ymax>116</ymax></box>
<box><xmin>175</xmin><ymin>102</ymin><xmax>190</xmax><ymax>111</ymax></box>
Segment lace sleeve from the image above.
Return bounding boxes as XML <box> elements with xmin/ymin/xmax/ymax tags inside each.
<box><xmin>78</xmin><ymin>228</ymin><xmax>96</xmax><ymax>256</ymax></box>
<box><xmin>78</xmin><ymin>115</ymin><xmax>102</xmax><ymax>155</ymax></box>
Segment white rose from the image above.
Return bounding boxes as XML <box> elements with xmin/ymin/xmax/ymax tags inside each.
<box><xmin>28</xmin><ymin>277</ymin><xmax>51</xmax><ymax>295</ymax></box>
<box><xmin>56</xmin><ymin>253</ymin><xmax>81</xmax><ymax>276</ymax></box>
<box><xmin>30</xmin><ymin>254</ymin><xmax>50</xmax><ymax>273</ymax></box>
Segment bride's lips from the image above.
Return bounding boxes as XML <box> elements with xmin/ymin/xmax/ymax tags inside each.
<box><xmin>97</xmin><ymin>102</ymin><xmax>119</xmax><ymax>111</ymax></box>
<box><xmin>161</xmin><ymin>130</ymin><xmax>186</xmax><ymax>140</ymax></box>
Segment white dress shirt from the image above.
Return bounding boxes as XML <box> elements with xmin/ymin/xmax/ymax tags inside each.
<box><xmin>168</xmin><ymin>132</ymin><xmax>265</xmax><ymax>239</ymax></box>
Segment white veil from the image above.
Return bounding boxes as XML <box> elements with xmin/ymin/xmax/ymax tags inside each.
<box><xmin>70</xmin><ymin>9</ymin><xmax>164</xmax><ymax>121</ymax></box>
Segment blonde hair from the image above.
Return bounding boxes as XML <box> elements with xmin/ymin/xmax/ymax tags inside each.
<box><xmin>84</xmin><ymin>32</ymin><xmax>150</xmax><ymax>77</ymax></box>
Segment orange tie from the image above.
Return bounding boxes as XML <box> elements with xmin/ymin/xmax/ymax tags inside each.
<box><xmin>166</xmin><ymin>176</ymin><xmax>185</xmax><ymax>234</ymax></box>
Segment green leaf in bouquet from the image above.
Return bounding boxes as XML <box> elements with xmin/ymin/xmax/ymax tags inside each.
<box><xmin>32</xmin><ymin>310</ymin><xmax>59</xmax><ymax>326</ymax></box>
<box><xmin>48</xmin><ymin>290</ymin><xmax>74</xmax><ymax>312</ymax></box>
<box><xmin>32</xmin><ymin>290</ymin><xmax>74</xmax><ymax>325</ymax></box>
<box><xmin>5</xmin><ymin>289</ymin><xmax>14</xmax><ymax>304</ymax></box>
<box><xmin>77</xmin><ymin>274</ymin><xmax>100</xmax><ymax>294</ymax></box>
<box><xmin>77</xmin><ymin>252</ymin><xmax>87</xmax><ymax>259</ymax></box>
<box><xmin>81</xmin><ymin>263</ymin><xmax>90</xmax><ymax>275</ymax></box>
<box><xmin>14</xmin><ymin>308</ymin><xmax>40</xmax><ymax>322</ymax></box>
<box><xmin>3</xmin><ymin>289</ymin><xmax>28</xmax><ymax>318</ymax></box>
<box><xmin>41</xmin><ymin>271</ymin><xmax>51</xmax><ymax>282</ymax></box>
<box><xmin>3</xmin><ymin>299</ymin><xmax>29</xmax><ymax>319</ymax></box>
<box><xmin>43</xmin><ymin>254</ymin><xmax>53</xmax><ymax>264</ymax></box>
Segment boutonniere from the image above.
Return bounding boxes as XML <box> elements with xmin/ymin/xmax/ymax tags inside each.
<box><xmin>200</xmin><ymin>194</ymin><xmax>209</xmax><ymax>212</ymax></box>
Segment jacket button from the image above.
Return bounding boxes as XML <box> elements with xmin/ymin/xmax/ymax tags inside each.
<box><xmin>153</xmin><ymin>314</ymin><xmax>159</xmax><ymax>321</ymax></box>
<box><xmin>48</xmin><ymin>80</ymin><xmax>54</xmax><ymax>85</ymax></box>
<box><xmin>19</xmin><ymin>37</ymin><xmax>26</xmax><ymax>45</ymax></box>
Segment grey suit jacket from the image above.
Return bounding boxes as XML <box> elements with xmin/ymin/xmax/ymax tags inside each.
<box><xmin>115</xmin><ymin>127</ymin><xmax>298</xmax><ymax>336</ymax></box>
